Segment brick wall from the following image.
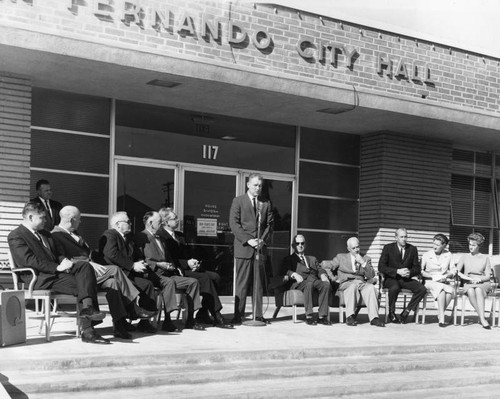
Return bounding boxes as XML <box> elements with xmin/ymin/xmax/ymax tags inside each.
<box><xmin>359</xmin><ymin>132</ymin><xmax>453</xmax><ymax>267</ymax></box>
<box><xmin>0</xmin><ymin>1</ymin><xmax>498</xmax><ymax>114</ymax></box>
<box><xmin>0</xmin><ymin>73</ymin><xmax>31</xmax><ymax>258</ymax></box>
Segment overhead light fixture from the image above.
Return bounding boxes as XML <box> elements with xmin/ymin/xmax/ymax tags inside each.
<box><xmin>147</xmin><ymin>79</ymin><xmax>181</xmax><ymax>88</ymax></box>
<box><xmin>316</xmin><ymin>106</ymin><xmax>354</xmax><ymax>115</ymax></box>
<box><xmin>221</xmin><ymin>136</ymin><xmax>236</xmax><ymax>140</ymax></box>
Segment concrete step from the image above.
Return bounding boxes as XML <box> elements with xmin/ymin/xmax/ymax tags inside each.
<box><xmin>24</xmin><ymin>366</ymin><xmax>500</xmax><ymax>399</ymax></box>
<box><xmin>4</xmin><ymin>346</ymin><xmax>500</xmax><ymax>398</ymax></box>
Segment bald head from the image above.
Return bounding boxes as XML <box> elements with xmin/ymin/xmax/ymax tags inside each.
<box><xmin>58</xmin><ymin>205</ymin><xmax>81</xmax><ymax>232</ymax></box>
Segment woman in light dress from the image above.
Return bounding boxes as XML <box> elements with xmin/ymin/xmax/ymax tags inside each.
<box><xmin>421</xmin><ymin>234</ymin><xmax>455</xmax><ymax>327</ymax></box>
<box><xmin>457</xmin><ymin>232</ymin><xmax>492</xmax><ymax>329</ymax></box>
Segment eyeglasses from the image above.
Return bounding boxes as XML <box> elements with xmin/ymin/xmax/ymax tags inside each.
<box><xmin>117</xmin><ymin>220</ymin><xmax>131</xmax><ymax>224</ymax></box>
<box><xmin>295</xmin><ymin>242</ymin><xmax>305</xmax><ymax>246</ymax></box>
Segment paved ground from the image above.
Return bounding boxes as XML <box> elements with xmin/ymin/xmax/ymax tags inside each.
<box><xmin>1</xmin><ymin>296</ymin><xmax>499</xmax><ymax>362</ymax></box>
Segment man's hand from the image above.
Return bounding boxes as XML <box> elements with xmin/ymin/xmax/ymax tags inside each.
<box><xmin>354</xmin><ymin>254</ymin><xmax>365</xmax><ymax>266</ymax></box>
<box><xmin>320</xmin><ymin>274</ymin><xmax>329</xmax><ymax>282</ymax></box>
<box><xmin>397</xmin><ymin>268</ymin><xmax>410</xmax><ymax>278</ymax></box>
<box><xmin>156</xmin><ymin>261</ymin><xmax>174</xmax><ymax>271</ymax></box>
<box><xmin>56</xmin><ymin>258</ymin><xmax>73</xmax><ymax>273</ymax></box>
<box><xmin>187</xmin><ymin>259</ymin><xmax>200</xmax><ymax>271</ymax></box>
<box><xmin>291</xmin><ymin>272</ymin><xmax>304</xmax><ymax>283</ymax></box>
<box><xmin>90</xmin><ymin>262</ymin><xmax>107</xmax><ymax>277</ymax></box>
<box><xmin>133</xmin><ymin>261</ymin><xmax>148</xmax><ymax>273</ymax></box>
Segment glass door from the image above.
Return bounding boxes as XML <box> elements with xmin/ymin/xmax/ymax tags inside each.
<box><xmin>182</xmin><ymin>169</ymin><xmax>237</xmax><ymax>295</ymax></box>
<box><xmin>116</xmin><ymin>162</ymin><xmax>176</xmax><ymax>234</ymax></box>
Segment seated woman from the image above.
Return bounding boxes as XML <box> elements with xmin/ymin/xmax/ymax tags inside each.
<box><xmin>421</xmin><ymin>233</ymin><xmax>455</xmax><ymax>327</ymax></box>
<box><xmin>457</xmin><ymin>232</ymin><xmax>492</xmax><ymax>329</ymax></box>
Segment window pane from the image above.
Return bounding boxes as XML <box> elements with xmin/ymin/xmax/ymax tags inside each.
<box><xmin>78</xmin><ymin>217</ymin><xmax>109</xmax><ymax>252</ymax></box>
<box><xmin>299</xmin><ymin>162</ymin><xmax>359</xmax><ymax>198</ymax></box>
<box><xmin>297</xmin><ymin>231</ymin><xmax>353</xmax><ymax>261</ymax></box>
<box><xmin>30</xmin><ymin>171</ymin><xmax>108</xmax><ymax>215</ymax></box>
<box><xmin>298</xmin><ymin>197</ymin><xmax>358</xmax><ymax>232</ymax></box>
<box><xmin>300</xmin><ymin>128</ymin><xmax>359</xmax><ymax>165</ymax></box>
<box><xmin>116</xmin><ymin>165</ymin><xmax>175</xmax><ymax>234</ymax></box>
<box><xmin>32</xmin><ymin>88</ymin><xmax>110</xmax><ymax>135</ymax></box>
<box><xmin>31</xmin><ymin>130</ymin><xmax>109</xmax><ymax>173</ymax></box>
<box><xmin>451</xmin><ymin>175</ymin><xmax>473</xmax><ymax>225</ymax></box>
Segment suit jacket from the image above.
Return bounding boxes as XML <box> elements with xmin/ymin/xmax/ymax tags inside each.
<box><xmin>378</xmin><ymin>242</ymin><xmax>420</xmax><ymax>279</ymax></box>
<box><xmin>229</xmin><ymin>193</ymin><xmax>274</xmax><ymax>259</ymax></box>
<box><xmin>31</xmin><ymin>197</ymin><xmax>63</xmax><ymax>231</ymax></box>
<box><xmin>8</xmin><ymin>224</ymin><xmax>61</xmax><ymax>288</ymax></box>
<box><xmin>321</xmin><ymin>253</ymin><xmax>375</xmax><ymax>289</ymax></box>
<box><xmin>280</xmin><ymin>253</ymin><xmax>326</xmax><ymax>289</ymax></box>
<box><xmin>134</xmin><ymin>229</ymin><xmax>181</xmax><ymax>278</ymax></box>
<box><xmin>98</xmin><ymin>228</ymin><xmax>138</xmax><ymax>273</ymax></box>
<box><xmin>51</xmin><ymin>226</ymin><xmax>92</xmax><ymax>261</ymax></box>
<box><xmin>157</xmin><ymin>227</ymin><xmax>190</xmax><ymax>271</ymax></box>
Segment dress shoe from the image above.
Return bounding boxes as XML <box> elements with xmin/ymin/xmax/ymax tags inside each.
<box><xmin>113</xmin><ymin>327</ymin><xmax>132</xmax><ymax>340</ymax></box>
<box><xmin>231</xmin><ymin>316</ymin><xmax>242</xmax><ymax>325</ymax></box>
<box><xmin>318</xmin><ymin>317</ymin><xmax>332</xmax><ymax>326</ymax></box>
<box><xmin>399</xmin><ymin>310</ymin><xmax>410</xmax><ymax>324</ymax></box>
<box><xmin>438</xmin><ymin>322</ymin><xmax>448</xmax><ymax>328</ymax></box>
<box><xmin>184</xmin><ymin>320</ymin><xmax>206</xmax><ymax>331</ymax></box>
<box><xmin>136</xmin><ymin>320</ymin><xmax>157</xmax><ymax>334</ymax></box>
<box><xmin>255</xmin><ymin>317</ymin><xmax>271</xmax><ymax>324</ymax></box>
<box><xmin>370</xmin><ymin>317</ymin><xmax>385</xmax><ymax>327</ymax></box>
<box><xmin>480</xmin><ymin>321</ymin><xmax>491</xmax><ymax>330</ymax></box>
<box><xmin>346</xmin><ymin>315</ymin><xmax>358</xmax><ymax>326</ymax></box>
<box><xmin>124</xmin><ymin>320</ymin><xmax>136</xmax><ymax>332</ymax></box>
<box><xmin>81</xmin><ymin>329</ymin><xmax>111</xmax><ymax>344</ymax></box>
<box><xmin>161</xmin><ymin>320</ymin><xmax>181</xmax><ymax>333</ymax></box>
<box><xmin>214</xmin><ymin>316</ymin><xmax>234</xmax><ymax>329</ymax></box>
<box><xmin>133</xmin><ymin>303</ymin><xmax>158</xmax><ymax>319</ymax></box>
<box><xmin>305</xmin><ymin>317</ymin><xmax>317</xmax><ymax>326</ymax></box>
<box><xmin>388</xmin><ymin>312</ymin><xmax>400</xmax><ymax>324</ymax></box>
<box><xmin>196</xmin><ymin>312</ymin><xmax>215</xmax><ymax>325</ymax></box>
<box><xmin>80</xmin><ymin>306</ymin><xmax>105</xmax><ymax>321</ymax></box>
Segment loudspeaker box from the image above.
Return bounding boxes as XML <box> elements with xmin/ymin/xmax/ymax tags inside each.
<box><xmin>0</xmin><ymin>290</ymin><xmax>26</xmax><ymax>346</ymax></box>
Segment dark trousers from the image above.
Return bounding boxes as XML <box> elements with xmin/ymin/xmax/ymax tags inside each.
<box><xmin>234</xmin><ymin>256</ymin><xmax>265</xmax><ymax>318</ymax></box>
<box><xmin>36</xmin><ymin>261</ymin><xmax>98</xmax><ymax>330</ymax></box>
<box><xmin>97</xmin><ymin>265</ymin><xmax>140</xmax><ymax>322</ymax></box>
<box><xmin>293</xmin><ymin>279</ymin><xmax>332</xmax><ymax>318</ymax></box>
<box><xmin>185</xmin><ymin>270</ymin><xmax>222</xmax><ymax>313</ymax></box>
<box><xmin>127</xmin><ymin>272</ymin><xmax>157</xmax><ymax>311</ymax></box>
<box><xmin>384</xmin><ymin>277</ymin><xmax>427</xmax><ymax>313</ymax></box>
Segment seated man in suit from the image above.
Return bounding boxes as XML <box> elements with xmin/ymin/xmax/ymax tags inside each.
<box><xmin>8</xmin><ymin>202</ymin><xmax>109</xmax><ymax>344</ymax></box>
<box><xmin>280</xmin><ymin>234</ymin><xmax>332</xmax><ymax>325</ymax></box>
<box><xmin>52</xmin><ymin>205</ymin><xmax>156</xmax><ymax>340</ymax></box>
<box><xmin>157</xmin><ymin>208</ymin><xmax>232</xmax><ymax>329</ymax></box>
<box><xmin>97</xmin><ymin>211</ymin><xmax>159</xmax><ymax>334</ymax></box>
<box><xmin>379</xmin><ymin>227</ymin><xmax>427</xmax><ymax>324</ymax></box>
<box><xmin>322</xmin><ymin>237</ymin><xmax>384</xmax><ymax>327</ymax></box>
<box><xmin>134</xmin><ymin>211</ymin><xmax>206</xmax><ymax>332</ymax></box>
<box><xmin>31</xmin><ymin>179</ymin><xmax>63</xmax><ymax>231</ymax></box>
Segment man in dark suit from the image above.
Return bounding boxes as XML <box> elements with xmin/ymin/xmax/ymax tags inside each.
<box><xmin>52</xmin><ymin>205</ymin><xmax>156</xmax><ymax>340</ymax></box>
<box><xmin>31</xmin><ymin>179</ymin><xmax>63</xmax><ymax>231</ymax></box>
<box><xmin>229</xmin><ymin>173</ymin><xmax>274</xmax><ymax>325</ymax></box>
<box><xmin>322</xmin><ymin>237</ymin><xmax>384</xmax><ymax>327</ymax></box>
<box><xmin>8</xmin><ymin>202</ymin><xmax>109</xmax><ymax>344</ymax></box>
<box><xmin>378</xmin><ymin>227</ymin><xmax>427</xmax><ymax>323</ymax></box>
<box><xmin>97</xmin><ymin>211</ymin><xmax>158</xmax><ymax>333</ymax></box>
<box><xmin>134</xmin><ymin>211</ymin><xmax>205</xmax><ymax>332</ymax></box>
<box><xmin>280</xmin><ymin>234</ymin><xmax>332</xmax><ymax>325</ymax></box>
<box><xmin>157</xmin><ymin>208</ymin><xmax>232</xmax><ymax>328</ymax></box>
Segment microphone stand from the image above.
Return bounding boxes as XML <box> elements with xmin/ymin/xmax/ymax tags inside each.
<box><xmin>243</xmin><ymin>207</ymin><xmax>266</xmax><ymax>327</ymax></box>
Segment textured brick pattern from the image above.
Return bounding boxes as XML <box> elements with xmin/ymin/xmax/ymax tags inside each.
<box><xmin>0</xmin><ymin>1</ymin><xmax>498</xmax><ymax>113</ymax></box>
<box><xmin>0</xmin><ymin>73</ymin><xmax>31</xmax><ymax>257</ymax></box>
<box><xmin>359</xmin><ymin>132</ymin><xmax>453</xmax><ymax>267</ymax></box>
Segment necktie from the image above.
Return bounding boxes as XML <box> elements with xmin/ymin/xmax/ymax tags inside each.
<box><xmin>154</xmin><ymin>234</ymin><xmax>165</xmax><ymax>255</ymax></box>
<box><xmin>43</xmin><ymin>199</ymin><xmax>52</xmax><ymax>219</ymax></box>
<box><xmin>300</xmin><ymin>255</ymin><xmax>308</xmax><ymax>268</ymax></box>
<box><xmin>252</xmin><ymin>197</ymin><xmax>257</xmax><ymax>214</ymax></box>
<box><xmin>400</xmin><ymin>247</ymin><xmax>404</xmax><ymax>259</ymax></box>
<box><xmin>34</xmin><ymin>231</ymin><xmax>46</xmax><ymax>248</ymax></box>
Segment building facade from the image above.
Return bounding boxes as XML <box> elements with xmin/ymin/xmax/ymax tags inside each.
<box><xmin>0</xmin><ymin>1</ymin><xmax>499</xmax><ymax>294</ymax></box>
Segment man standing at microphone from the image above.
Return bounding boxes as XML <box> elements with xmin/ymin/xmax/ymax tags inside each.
<box><xmin>229</xmin><ymin>173</ymin><xmax>274</xmax><ymax>325</ymax></box>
